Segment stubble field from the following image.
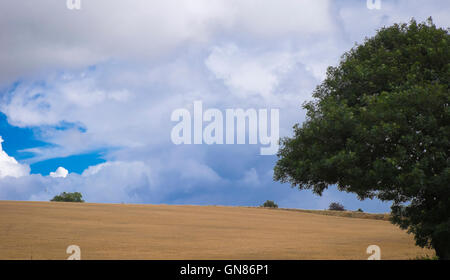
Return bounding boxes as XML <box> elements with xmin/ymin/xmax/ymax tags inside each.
<box><xmin>0</xmin><ymin>201</ymin><xmax>433</xmax><ymax>260</ymax></box>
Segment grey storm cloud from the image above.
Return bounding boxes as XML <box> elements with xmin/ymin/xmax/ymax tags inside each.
<box><xmin>0</xmin><ymin>0</ymin><xmax>448</xmax><ymax>211</ymax></box>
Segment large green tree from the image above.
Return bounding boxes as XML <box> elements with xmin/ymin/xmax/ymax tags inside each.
<box><xmin>274</xmin><ymin>18</ymin><xmax>449</xmax><ymax>259</ymax></box>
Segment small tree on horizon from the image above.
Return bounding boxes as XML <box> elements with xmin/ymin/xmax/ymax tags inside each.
<box><xmin>329</xmin><ymin>202</ymin><xmax>345</xmax><ymax>211</ymax></box>
<box><xmin>261</xmin><ymin>200</ymin><xmax>278</xmax><ymax>208</ymax></box>
<box><xmin>51</xmin><ymin>192</ymin><xmax>84</xmax><ymax>203</ymax></box>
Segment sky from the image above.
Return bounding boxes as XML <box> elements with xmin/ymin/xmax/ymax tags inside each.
<box><xmin>0</xmin><ymin>0</ymin><xmax>448</xmax><ymax>212</ymax></box>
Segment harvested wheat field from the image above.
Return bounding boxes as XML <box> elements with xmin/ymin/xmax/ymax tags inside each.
<box><xmin>0</xmin><ymin>201</ymin><xmax>434</xmax><ymax>260</ymax></box>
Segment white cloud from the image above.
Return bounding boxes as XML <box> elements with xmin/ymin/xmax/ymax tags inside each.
<box><xmin>205</xmin><ymin>44</ymin><xmax>297</xmax><ymax>99</ymax></box>
<box><xmin>227</xmin><ymin>0</ymin><xmax>334</xmax><ymax>37</ymax></box>
<box><xmin>2</xmin><ymin>0</ymin><xmax>447</xmax><ymax>162</ymax></box>
<box><xmin>0</xmin><ymin>0</ymin><xmax>336</xmax><ymax>85</ymax></box>
<box><xmin>0</xmin><ymin>136</ymin><xmax>30</xmax><ymax>178</ymax></box>
<box><xmin>337</xmin><ymin>0</ymin><xmax>450</xmax><ymax>43</ymax></box>
<box><xmin>240</xmin><ymin>168</ymin><xmax>260</xmax><ymax>186</ymax></box>
<box><xmin>49</xmin><ymin>167</ymin><xmax>69</xmax><ymax>178</ymax></box>
<box><xmin>178</xmin><ymin>159</ymin><xmax>222</xmax><ymax>183</ymax></box>
<box><xmin>0</xmin><ymin>0</ymin><xmax>447</xmax><ymax>213</ymax></box>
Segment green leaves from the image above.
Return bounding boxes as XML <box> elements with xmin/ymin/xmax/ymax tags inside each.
<box><xmin>274</xmin><ymin>18</ymin><xmax>450</xmax><ymax>259</ymax></box>
<box><xmin>51</xmin><ymin>192</ymin><xmax>85</xmax><ymax>203</ymax></box>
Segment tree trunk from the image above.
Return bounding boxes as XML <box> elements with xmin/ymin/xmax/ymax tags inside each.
<box><xmin>435</xmin><ymin>249</ymin><xmax>449</xmax><ymax>260</ymax></box>
<box><xmin>434</xmin><ymin>243</ymin><xmax>450</xmax><ymax>260</ymax></box>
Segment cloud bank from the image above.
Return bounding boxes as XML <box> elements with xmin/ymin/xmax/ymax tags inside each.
<box><xmin>0</xmin><ymin>0</ymin><xmax>448</xmax><ymax>212</ymax></box>
<box><xmin>49</xmin><ymin>167</ymin><xmax>69</xmax><ymax>178</ymax></box>
<box><xmin>0</xmin><ymin>136</ymin><xmax>30</xmax><ymax>178</ymax></box>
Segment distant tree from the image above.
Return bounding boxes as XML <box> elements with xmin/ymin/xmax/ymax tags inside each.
<box><xmin>329</xmin><ymin>202</ymin><xmax>345</xmax><ymax>211</ymax></box>
<box><xmin>274</xmin><ymin>19</ymin><xmax>449</xmax><ymax>259</ymax></box>
<box><xmin>51</xmin><ymin>192</ymin><xmax>84</xmax><ymax>203</ymax></box>
<box><xmin>261</xmin><ymin>200</ymin><xmax>278</xmax><ymax>208</ymax></box>
<box><xmin>357</xmin><ymin>208</ymin><xmax>364</xmax><ymax>213</ymax></box>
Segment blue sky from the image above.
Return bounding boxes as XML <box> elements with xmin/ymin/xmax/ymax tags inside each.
<box><xmin>0</xmin><ymin>0</ymin><xmax>448</xmax><ymax>212</ymax></box>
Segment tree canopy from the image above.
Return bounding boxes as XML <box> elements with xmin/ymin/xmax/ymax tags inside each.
<box><xmin>51</xmin><ymin>192</ymin><xmax>85</xmax><ymax>203</ymax></box>
<box><xmin>262</xmin><ymin>200</ymin><xmax>279</xmax><ymax>208</ymax></box>
<box><xmin>274</xmin><ymin>18</ymin><xmax>449</xmax><ymax>259</ymax></box>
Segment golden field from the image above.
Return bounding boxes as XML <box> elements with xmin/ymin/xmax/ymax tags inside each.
<box><xmin>0</xmin><ymin>201</ymin><xmax>433</xmax><ymax>260</ymax></box>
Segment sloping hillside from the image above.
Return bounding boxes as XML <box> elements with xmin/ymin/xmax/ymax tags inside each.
<box><xmin>0</xmin><ymin>201</ymin><xmax>433</xmax><ymax>260</ymax></box>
